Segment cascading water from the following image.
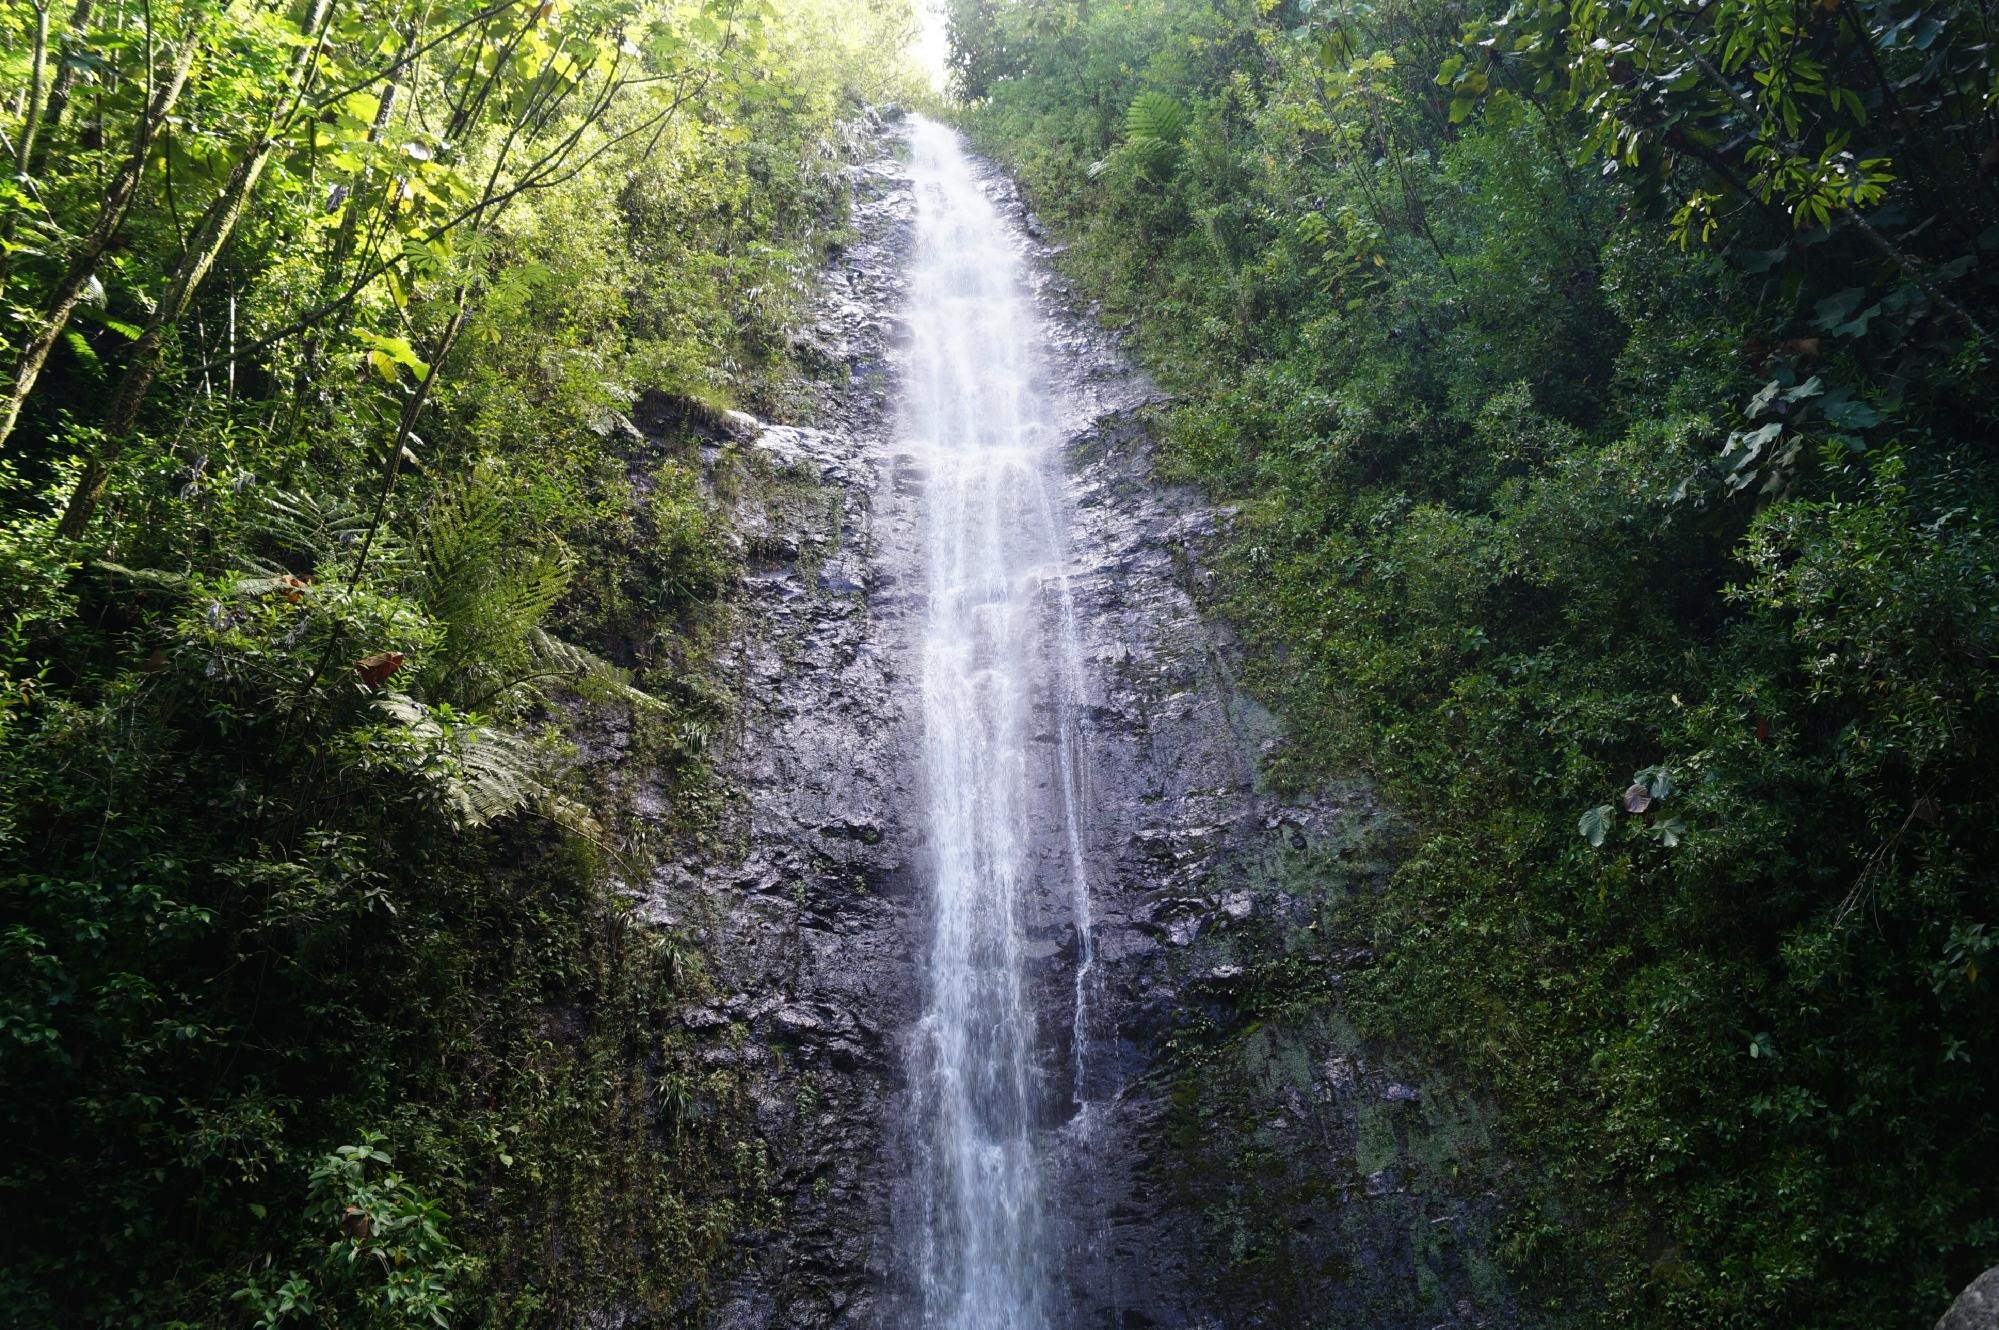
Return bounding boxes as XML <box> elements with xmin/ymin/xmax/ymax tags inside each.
<box><xmin>901</xmin><ymin>117</ymin><xmax>1097</xmax><ymax>1328</ymax></box>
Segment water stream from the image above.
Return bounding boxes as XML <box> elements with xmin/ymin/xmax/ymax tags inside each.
<box><xmin>901</xmin><ymin>116</ymin><xmax>1095</xmax><ymax>1329</ymax></box>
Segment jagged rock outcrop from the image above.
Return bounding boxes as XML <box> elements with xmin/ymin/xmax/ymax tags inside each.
<box><xmin>1939</xmin><ymin>1268</ymin><xmax>1999</xmax><ymax>1330</ymax></box>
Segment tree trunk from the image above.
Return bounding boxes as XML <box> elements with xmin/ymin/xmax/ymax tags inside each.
<box><xmin>0</xmin><ymin>28</ymin><xmax>200</xmax><ymax>452</ymax></box>
<box><xmin>28</xmin><ymin>0</ymin><xmax>98</xmax><ymax>175</ymax></box>
<box><xmin>17</xmin><ymin>0</ymin><xmax>53</xmax><ymax>172</ymax></box>
<box><xmin>56</xmin><ymin>153</ymin><xmax>271</xmax><ymax>535</ymax></box>
<box><xmin>57</xmin><ymin>0</ymin><xmax>336</xmax><ymax>535</ymax></box>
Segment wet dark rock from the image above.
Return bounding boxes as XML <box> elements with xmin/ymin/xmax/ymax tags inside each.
<box><xmin>627</xmin><ymin>115</ymin><xmax>922</xmax><ymax>1330</ymax></box>
<box><xmin>1364</xmin><ymin>1168</ymin><xmax>1402</xmax><ymax>1197</ymax></box>
<box><xmin>681</xmin><ymin>1006</ymin><xmax>732</xmax><ymax>1032</ymax></box>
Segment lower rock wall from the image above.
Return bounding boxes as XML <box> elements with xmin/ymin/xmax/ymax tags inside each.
<box><xmin>645</xmin><ymin>122</ymin><xmax>925</xmax><ymax>1329</ymax></box>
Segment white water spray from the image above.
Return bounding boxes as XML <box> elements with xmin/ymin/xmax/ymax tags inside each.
<box><xmin>902</xmin><ymin>116</ymin><xmax>1097</xmax><ymax>1328</ymax></box>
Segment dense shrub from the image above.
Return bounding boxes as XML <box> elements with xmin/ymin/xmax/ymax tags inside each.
<box><xmin>0</xmin><ymin>0</ymin><xmax>922</xmax><ymax>1320</ymax></box>
<box><xmin>951</xmin><ymin>0</ymin><xmax>1999</xmax><ymax>1321</ymax></box>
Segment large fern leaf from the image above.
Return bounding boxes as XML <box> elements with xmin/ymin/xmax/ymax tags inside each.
<box><xmin>417</xmin><ymin>463</ymin><xmax>572</xmax><ymax>711</ymax></box>
<box><xmin>240</xmin><ymin>487</ymin><xmax>406</xmax><ymax>581</ymax></box>
<box><xmin>370</xmin><ymin>692</ymin><xmax>601</xmax><ymax>834</ymax></box>
<box><xmin>525</xmin><ymin>629</ymin><xmax>669</xmax><ymax>714</ymax></box>
<box><xmin>1124</xmin><ymin>92</ymin><xmax>1189</xmax><ymax>178</ymax></box>
<box><xmin>1126</xmin><ymin>91</ymin><xmax>1189</xmax><ymax>144</ymax></box>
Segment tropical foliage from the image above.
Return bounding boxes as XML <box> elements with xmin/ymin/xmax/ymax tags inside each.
<box><xmin>0</xmin><ymin>0</ymin><xmax>918</xmax><ymax>1321</ymax></box>
<box><xmin>950</xmin><ymin>0</ymin><xmax>1998</xmax><ymax>1323</ymax></box>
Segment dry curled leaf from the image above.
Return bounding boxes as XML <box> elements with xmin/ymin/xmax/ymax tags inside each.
<box><xmin>356</xmin><ymin>651</ymin><xmax>405</xmax><ymax>688</ymax></box>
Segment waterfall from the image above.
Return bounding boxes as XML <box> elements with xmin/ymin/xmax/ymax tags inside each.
<box><xmin>902</xmin><ymin>116</ymin><xmax>1095</xmax><ymax>1328</ymax></box>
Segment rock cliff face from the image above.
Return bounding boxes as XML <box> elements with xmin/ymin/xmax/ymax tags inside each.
<box><xmin>653</xmin><ymin>115</ymin><xmax>1508</xmax><ymax>1329</ymax></box>
<box><xmin>649</xmin><ymin>120</ymin><xmax>925</xmax><ymax>1330</ymax></box>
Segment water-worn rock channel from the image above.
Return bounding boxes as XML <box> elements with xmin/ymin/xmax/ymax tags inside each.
<box><xmin>643</xmin><ymin>113</ymin><xmax>1510</xmax><ymax>1329</ymax></box>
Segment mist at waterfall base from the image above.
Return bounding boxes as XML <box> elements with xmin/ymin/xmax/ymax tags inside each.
<box><xmin>898</xmin><ymin>117</ymin><xmax>1100</xmax><ymax>1329</ymax></box>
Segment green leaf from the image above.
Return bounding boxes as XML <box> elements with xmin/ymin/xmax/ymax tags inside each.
<box><xmin>1633</xmin><ymin>765</ymin><xmax>1676</xmax><ymax>800</ymax></box>
<box><xmin>1819</xmin><ymin>391</ymin><xmax>1882</xmax><ymax>430</ymax></box>
<box><xmin>1579</xmin><ymin>804</ymin><xmax>1615</xmax><ymax>847</ymax></box>
<box><xmin>62</xmin><ymin>330</ymin><xmax>100</xmax><ymax>368</ymax></box>
<box><xmin>1813</xmin><ymin>286</ymin><xmax>1866</xmax><ymax>329</ymax></box>
<box><xmin>1738</xmin><ymin>244</ymin><xmax>1789</xmax><ymax>273</ymax></box>
<box><xmin>1126</xmin><ymin>91</ymin><xmax>1189</xmax><ymax>147</ymax></box>
<box><xmin>1746</xmin><ymin>378</ymin><xmax>1783</xmax><ymax>418</ymax></box>
<box><xmin>351</xmin><ymin>329</ymin><xmax>430</xmax><ymax>382</ymax></box>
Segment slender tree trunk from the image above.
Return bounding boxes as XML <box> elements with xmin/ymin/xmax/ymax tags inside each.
<box><xmin>58</xmin><ymin>0</ymin><xmax>336</xmax><ymax>534</ymax></box>
<box><xmin>347</xmin><ymin>297</ymin><xmax>469</xmax><ymax>587</ymax></box>
<box><xmin>17</xmin><ymin>0</ymin><xmax>53</xmax><ymax>172</ymax></box>
<box><xmin>28</xmin><ymin>0</ymin><xmax>94</xmax><ymax>174</ymax></box>
<box><xmin>0</xmin><ymin>29</ymin><xmax>199</xmax><ymax>452</ymax></box>
<box><xmin>0</xmin><ymin>0</ymin><xmax>75</xmax><ymax>300</ymax></box>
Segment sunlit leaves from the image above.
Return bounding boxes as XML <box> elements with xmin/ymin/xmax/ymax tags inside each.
<box><xmin>1448</xmin><ymin>0</ymin><xmax>1975</xmax><ymax>300</ymax></box>
<box><xmin>350</xmin><ymin>328</ymin><xmax>429</xmax><ymax>383</ymax></box>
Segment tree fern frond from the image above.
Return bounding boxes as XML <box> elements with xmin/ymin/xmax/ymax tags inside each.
<box><xmin>416</xmin><ymin>461</ymin><xmax>573</xmax><ymax>710</ymax></box>
<box><xmin>1126</xmin><ymin>91</ymin><xmax>1189</xmax><ymax>145</ymax></box>
<box><xmin>537</xmin><ymin>792</ymin><xmax>604</xmax><ymax>840</ymax></box>
<box><xmin>371</xmin><ymin>692</ymin><xmax>431</xmax><ymax>729</ymax></box>
<box><xmin>372</xmin><ymin>692</ymin><xmax>553</xmax><ymax>829</ymax></box>
<box><xmin>89</xmin><ymin>560</ymin><xmax>191</xmax><ymax>592</ymax></box>
<box><xmin>1124</xmin><ymin>92</ymin><xmax>1189</xmax><ymax>178</ymax></box>
<box><xmin>244</xmin><ymin>488</ymin><xmax>407</xmax><ymax>579</ymax></box>
<box><xmin>526</xmin><ymin>629</ymin><xmax>669</xmax><ymax>713</ymax></box>
<box><xmin>448</xmin><ymin>724</ymin><xmax>540</xmax><ymax>827</ymax></box>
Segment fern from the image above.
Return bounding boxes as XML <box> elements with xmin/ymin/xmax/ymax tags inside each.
<box><xmin>411</xmin><ymin>463</ymin><xmax>668</xmax><ymax>719</ymax></box>
<box><xmin>525</xmin><ymin>629</ymin><xmax>668</xmax><ymax>714</ymax></box>
<box><xmin>416</xmin><ymin>462</ymin><xmax>571</xmax><ymax>711</ymax></box>
<box><xmin>1124</xmin><ymin>92</ymin><xmax>1189</xmax><ymax>178</ymax></box>
<box><xmin>243</xmin><ymin>488</ymin><xmax>405</xmax><ymax>580</ymax></box>
<box><xmin>445</xmin><ymin>722</ymin><xmax>542</xmax><ymax>827</ymax></box>
<box><xmin>1126</xmin><ymin>91</ymin><xmax>1189</xmax><ymax>144</ymax></box>
<box><xmin>371</xmin><ymin>692</ymin><xmax>601</xmax><ymax>835</ymax></box>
